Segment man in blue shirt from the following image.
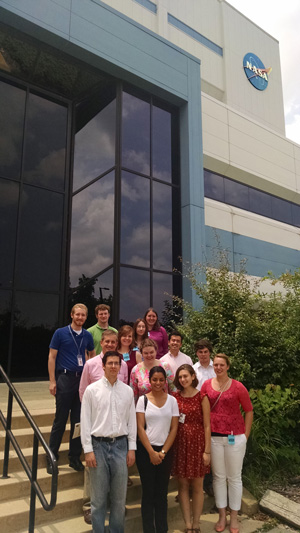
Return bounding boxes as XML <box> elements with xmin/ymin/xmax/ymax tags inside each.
<box><xmin>47</xmin><ymin>303</ymin><xmax>96</xmax><ymax>473</ymax></box>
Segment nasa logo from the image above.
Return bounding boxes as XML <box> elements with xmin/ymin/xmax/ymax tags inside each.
<box><xmin>243</xmin><ymin>53</ymin><xmax>272</xmax><ymax>91</ymax></box>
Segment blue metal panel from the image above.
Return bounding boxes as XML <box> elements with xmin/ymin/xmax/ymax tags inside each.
<box><xmin>168</xmin><ymin>13</ymin><xmax>223</xmax><ymax>57</ymax></box>
<box><xmin>0</xmin><ymin>0</ymin><xmax>71</xmax><ymax>38</ymax></box>
<box><xmin>205</xmin><ymin>226</ymin><xmax>300</xmax><ymax>277</ymax></box>
<box><xmin>69</xmin><ymin>9</ymin><xmax>190</xmax><ymax>99</ymax></box>
<box><xmin>180</xmin><ymin>57</ymin><xmax>205</xmax><ymax>309</ymax></box>
<box><xmin>133</xmin><ymin>0</ymin><xmax>157</xmax><ymax>14</ymax></box>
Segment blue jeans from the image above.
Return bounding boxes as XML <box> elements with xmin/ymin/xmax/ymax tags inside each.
<box><xmin>90</xmin><ymin>436</ymin><xmax>128</xmax><ymax>533</ymax></box>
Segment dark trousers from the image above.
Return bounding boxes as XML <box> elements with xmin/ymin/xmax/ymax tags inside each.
<box><xmin>49</xmin><ymin>372</ymin><xmax>82</xmax><ymax>459</ymax></box>
<box><xmin>136</xmin><ymin>440</ymin><xmax>172</xmax><ymax>533</ymax></box>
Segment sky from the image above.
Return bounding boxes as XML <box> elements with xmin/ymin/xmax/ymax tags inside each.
<box><xmin>226</xmin><ymin>0</ymin><xmax>300</xmax><ymax>145</ymax></box>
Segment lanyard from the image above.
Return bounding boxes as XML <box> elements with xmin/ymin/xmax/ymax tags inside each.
<box><xmin>68</xmin><ymin>325</ymin><xmax>84</xmax><ymax>355</ymax></box>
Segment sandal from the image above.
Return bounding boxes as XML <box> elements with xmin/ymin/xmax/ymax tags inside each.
<box><xmin>193</xmin><ymin>529</ymin><xmax>201</xmax><ymax>533</ymax></box>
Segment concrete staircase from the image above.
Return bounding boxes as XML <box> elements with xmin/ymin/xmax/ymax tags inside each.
<box><xmin>0</xmin><ymin>407</ymin><xmax>215</xmax><ymax>532</ymax></box>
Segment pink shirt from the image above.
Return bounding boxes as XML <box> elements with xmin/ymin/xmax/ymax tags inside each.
<box><xmin>130</xmin><ymin>361</ymin><xmax>176</xmax><ymax>404</ymax></box>
<box><xmin>79</xmin><ymin>352</ymin><xmax>128</xmax><ymax>401</ymax></box>
<box><xmin>201</xmin><ymin>379</ymin><xmax>253</xmax><ymax>435</ymax></box>
<box><xmin>148</xmin><ymin>327</ymin><xmax>168</xmax><ymax>359</ymax></box>
<box><xmin>161</xmin><ymin>350</ymin><xmax>193</xmax><ymax>375</ymax></box>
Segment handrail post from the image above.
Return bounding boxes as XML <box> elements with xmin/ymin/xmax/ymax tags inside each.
<box><xmin>2</xmin><ymin>389</ymin><xmax>13</xmax><ymax>479</ymax></box>
<box><xmin>29</xmin><ymin>433</ymin><xmax>39</xmax><ymax>533</ymax></box>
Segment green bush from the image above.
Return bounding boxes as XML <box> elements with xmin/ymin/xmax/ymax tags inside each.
<box><xmin>172</xmin><ymin>253</ymin><xmax>300</xmax><ymax>488</ymax></box>
<box><xmin>174</xmin><ymin>259</ymin><xmax>300</xmax><ymax>391</ymax></box>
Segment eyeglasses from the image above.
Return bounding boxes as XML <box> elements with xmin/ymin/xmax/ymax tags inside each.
<box><xmin>106</xmin><ymin>362</ymin><xmax>121</xmax><ymax>367</ymax></box>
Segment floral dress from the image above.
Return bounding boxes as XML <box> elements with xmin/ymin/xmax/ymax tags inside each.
<box><xmin>130</xmin><ymin>361</ymin><xmax>175</xmax><ymax>404</ymax></box>
<box><xmin>171</xmin><ymin>391</ymin><xmax>210</xmax><ymax>478</ymax></box>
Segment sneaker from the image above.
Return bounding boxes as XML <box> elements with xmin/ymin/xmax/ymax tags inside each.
<box><xmin>69</xmin><ymin>457</ymin><xmax>84</xmax><ymax>471</ymax></box>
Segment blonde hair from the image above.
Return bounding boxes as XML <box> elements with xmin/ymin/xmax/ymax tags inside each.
<box><xmin>71</xmin><ymin>303</ymin><xmax>88</xmax><ymax>315</ymax></box>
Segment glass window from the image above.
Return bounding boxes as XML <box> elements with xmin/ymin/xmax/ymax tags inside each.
<box><xmin>73</xmin><ymin>98</ymin><xmax>116</xmax><ymax>191</ymax></box>
<box><xmin>0</xmin><ymin>179</ymin><xmax>19</xmax><ymax>288</ymax></box>
<box><xmin>0</xmin><ymin>80</ymin><xmax>26</xmax><ymax>179</ymax></box>
<box><xmin>122</xmin><ymin>92</ymin><xmax>150</xmax><ymax>174</ymax></box>
<box><xmin>249</xmin><ymin>188</ymin><xmax>272</xmax><ymax>218</ymax></box>
<box><xmin>153</xmin><ymin>272</ymin><xmax>173</xmax><ymax>325</ymax></box>
<box><xmin>153</xmin><ymin>182</ymin><xmax>173</xmax><ymax>271</ymax></box>
<box><xmin>224</xmin><ymin>179</ymin><xmax>249</xmax><ymax>210</ymax></box>
<box><xmin>0</xmin><ymin>290</ymin><xmax>12</xmax><ymax>373</ymax></box>
<box><xmin>69</xmin><ymin>172</ymin><xmax>115</xmax><ymax>287</ymax></box>
<box><xmin>23</xmin><ymin>92</ymin><xmax>67</xmax><ymax>191</ymax></box>
<box><xmin>292</xmin><ymin>204</ymin><xmax>300</xmax><ymax>228</ymax></box>
<box><xmin>16</xmin><ymin>185</ymin><xmax>64</xmax><ymax>291</ymax></box>
<box><xmin>11</xmin><ymin>291</ymin><xmax>59</xmax><ymax>378</ymax></box>
<box><xmin>69</xmin><ymin>268</ymin><xmax>114</xmax><ymax>330</ymax></box>
<box><xmin>152</xmin><ymin>106</ymin><xmax>172</xmax><ymax>183</ymax></box>
<box><xmin>119</xmin><ymin>267</ymin><xmax>150</xmax><ymax>323</ymax></box>
<box><xmin>204</xmin><ymin>170</ymin><xmax>224</xmax><ymax>202</ymax></box>
<box><xmin>121</xmin><ymin>172</ymin><xmax>150</xmax><ymax>267</ymax></box>
<box><xmin>271</xmin><ymin>196</ymin><xmax>293</xmax><ymax>225</ymax></box>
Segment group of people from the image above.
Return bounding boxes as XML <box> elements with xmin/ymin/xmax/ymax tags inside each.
<box><xmin>47</xmin><ymin>303</ymin><xmax>253</xmax><ymax>533</ymax></box>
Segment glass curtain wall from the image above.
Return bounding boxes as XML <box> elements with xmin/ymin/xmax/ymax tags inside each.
<box><xmin>0</xmin><ymin>79</ymin><xmax>69</xmax><ymax>378</ymax></box>
<box><xmin>69</xmin><ymin>86</ymin><xmax>181</xmax><ymax>328</ymax></box>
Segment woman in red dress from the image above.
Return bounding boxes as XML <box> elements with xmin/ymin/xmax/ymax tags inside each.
<box><xmin>172</xmin><ymin>364</ymin><xmax>211</xmax><ymax>533</ymax></box>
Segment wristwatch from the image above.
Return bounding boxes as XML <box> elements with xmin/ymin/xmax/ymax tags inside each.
<box><xmin>161</xmin><ymin>449</ymin><xmax>166</xmax><ymax>455</ymax></box>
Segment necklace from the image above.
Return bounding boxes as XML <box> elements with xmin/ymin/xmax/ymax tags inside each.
<box><xmin>216</xmin><ymin>377</ymin><xmax>231</xmax><ymax>392</ymax></box>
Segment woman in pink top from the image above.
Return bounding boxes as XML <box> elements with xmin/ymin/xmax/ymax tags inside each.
<box><xmin>130</xmin><ymin>338</ymin><xmax>175</xmax><ymax>404</ymax></box>
<box><xmin>144</xmin><ymin>307</ymin><xmax>168</xmax><ymax>359</ymax></box>
<box><xmin>201</xmin><ymin>354</ymin><xmax>253</xmax><ymax>533</ymax></box>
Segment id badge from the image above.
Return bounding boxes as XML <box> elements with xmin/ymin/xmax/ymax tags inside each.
<box><xmin>179</xmin><ymin>413</ymin><xmax>186</xmax><ymax>424</ymax></box>
<box><xmin>77</xmin><ymin>355</ymin><xmax>83</xmax><ymax>366</ymax></box>
<box><xmin>123</xmin><ymin>352</ymin><xmax>130</xmax><ymax>362</ymax></box>
<box><xmin>228</xmin><ymin>434</ymin><xmax>235</xmax><ymax>445</ymax></box>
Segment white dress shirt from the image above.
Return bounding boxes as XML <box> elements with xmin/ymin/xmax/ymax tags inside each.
<box><xmin>81</xmin><ymin>377</ymin><xmax>137</xmax><ymax>453</ymax></box>
<box><xmin>160</xmin><ymin>350</ymin><xmax>193</xmax><ymax>375</ymax></box>
<box><xmin>193</xmin><ymin>359</ymin><xmax>216</xmax><ymax>390</ymax></box>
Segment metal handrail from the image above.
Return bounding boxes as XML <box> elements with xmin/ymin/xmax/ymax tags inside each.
<box><xmin>0</xmin><ymin>364</ymin><xmax>58</xmax><ymax>533</ymax></box>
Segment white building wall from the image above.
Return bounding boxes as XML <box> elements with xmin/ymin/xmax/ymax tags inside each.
<box><xmin>202</xmin><ymin>93</ymin><xmax>300</xmax><ymax>203</ymax></box>
<box><xmin>102</xmin><ymin>0</ymin><xmax>285</xmax><ymax>135</ymax></box>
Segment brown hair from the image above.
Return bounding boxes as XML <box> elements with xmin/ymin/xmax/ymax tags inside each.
<box><xmin>144</xmin><ymin>307</ymin><xmax>160</xmax><ymax>331</ymax></box>
<box><xmin>102</xmin><ymin>351</ymin><xmax>121</xmax><ymax>366</ymax></box>
<box><xmin>174</xmin><ymin>364</ymin><xmax>198</xmax><ymax>391</ymax></box>
<box><xmin>95</xmin><ymin>304</ymin><xmax>110</xmax><ymax>316</ymax></box>
<box><xmin>71</xmin><ymin>303</ymin><xmax>88</xmax><ymax>315</ymax></box>
<box><xmin>101</xmin><ymin>329</ymin><xmax>118</xmax><ymax>341</ymax></box>
<box><xmin>194</xmin><ymin>338</ymin><xmax>213</xmax><ymax>354</ymax></box>
<box><xmin>117</xmin><ymin>325</ymin><xmax>135</xmax><ymax>350</ymax></box>
<box><xmin>213</xmin><ymin>353</ymin><xmax>230</xmax><ymax>367</ymax></box>
<box><xmin>140</xmin><ymin>337</ymin><xmax>158</xmax><ymax>353</ymax></box>
<box><xmin>133</xmin><ymin>318</ymin><xmax>148</xmax><ymax>342</ymax></box>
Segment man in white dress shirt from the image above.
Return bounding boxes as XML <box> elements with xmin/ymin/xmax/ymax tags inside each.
<box><xmin>81</xmin><ymin>351</ymin><xmax>137</xmax><ymax>533</ymax></box>
<box><xmin>193</xmin><ymin>339</ymin><xmax>216</xmax><ymax>390</ymax></box>
<box><xmin>193</xmin><ymin>338</ymin><xmax>215</xmax><ymax>496</ymax></box>
<box><xmin>161</xmin><ymin>331</ymin><xmax>193</xmax><ymax>375</ymax></box>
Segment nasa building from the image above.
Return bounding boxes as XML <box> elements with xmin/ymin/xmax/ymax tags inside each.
<box><xmin>1</xmin><ymin>0</ymin><xmax>299</xmax><ymax>378</ymax></box>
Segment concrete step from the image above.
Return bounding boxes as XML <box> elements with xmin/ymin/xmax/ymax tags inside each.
<box><xmin>0</xmin><ymin>424</ymin><xmax>70</xmax><ymax>450</ymax></box>
<box><xmin>12</xmin><ymin>489</ymin><xmax>213</xmax><ymax>533</ymax></box>
<box><xmin>124</xmin><ymin>489</ymin><xmax>214</xmax><ymax>532</ymax></box>
<box><xmin>2</xmin><ymin>409</ymin><xmax>55</xmax><ymax>430</ymax></box>
<box><xmin>0</xmin><ymin>465</ymin><xmax>83</xmax><ymax>502</ymax></box>
<box><xmin>0</xmin><ymin>442</ymin><xmax>71</xmax><ymax>473</ymax></box>
<box><xmin>0</xmin><ymin>486</ymin><xmax>84</xmax><ymax>533</ymax></box>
